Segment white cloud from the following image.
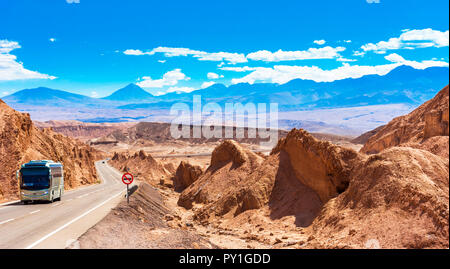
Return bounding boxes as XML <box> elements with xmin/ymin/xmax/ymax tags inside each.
<box><xmin>353</xmin><ymin>51</ymin><xmax>365</xmax><ymax>57</ymax></box>
<box><xmin>124</xmin><ymin>46</ymin><xmax>247</xmax><ymax>64</ymax></box>
<box><xmin>0</xmin><ymin>40</ymin><xmax>56</xmax><ymax>81</ymax></box>
<box><xmin>158</xmin><ymin>60</ymin><xmax>166</xmax><ymax>63</ymax></box>
<box><xmin>49</xmin><ymin>38</ymin><xmax>56</xmax><ymax>42</ymax></box>
<box><xmin>195</xmin><ymin>51</ymin><xmax>247</xmax><ymax>64</ymax></box>
<box><xmin>0</xmin><ymin>40</ymin><xmax>20</xmax><ymax>54</ymax></box>
<box><xmin>123</xmin><ymin>49</ymin><xmax>149</xmax><ymax>56</ymax></box>
<box><xmin>151</xmin><ymin>47</ymin><xmax>203</xmax><ymax>57</ymax></box>
<box><xmin>124</xmin><ymin>45</ymin><xmax>346</xmax><ymax>63</ymax></box>
<box><xmin>207</xmin><ymin>72</ymin><xmax>219</xmax><ymax>79</ymax></box>
<box><xmin>336</xmin><ymin>57</ymin><xmax>357</xmax><ymax>62</ymax></box>
<box><xmin>344</xmin><ymin>40</ymin><xmax>352</xmax><ymax>43</ymax></box>
<box><xmin>246</xmin><ymin>46</ymin><xmax>346</xmax><ymax>62</ymax></box>
<box><xmin>219</xmin><ymin>66</ymin><xmax>258</xmax><ymax>72</ymax></box>
<box><xmin>165</xmin><ymin>86</ymin><xmax>196</xmax><ymax>94</ymax></box>
<box><xmin>361</xmin><ymin>28</ymin><xmax>449</xmax><ymax>53</ymax></box>
<box><xmin>313</xmin><ymin>40</ymin><xmax>326</xmax><ymax>45</ymax></box>
<box><xmin>137</xmin><ymin>69</ymin><xmax>189</xmax><ymax>88</ymax></box>
<box><xmin>229</xmin><ymin>58</ymin><xmax>448</xmax><ymax>85</ymax></box>
<box><xmin>384</xmin><ymin>53</ymin><xmax>449</xmax><ymax>69</ymax></box>
<box><xmin>384</xmin><ymin>53</ymin><xmax>405</xmax><ymax>63</ymax></box>
<box><xmin>153</xmin><ymin>47</ymin><xmax>247</xmax><ymax>64</ymax></box>
<box><xmin>90</xmin><ymin>91</ymin><xmax>99</xmax><ymax>98</ymax></box>
<box><xmin>201</xmin><ymin>81</ymin><xmax>216</xmax><ymax>89</ymax></box>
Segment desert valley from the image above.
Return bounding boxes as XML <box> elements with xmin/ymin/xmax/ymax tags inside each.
<box><xmin>1</xmin><ymin>84</ymin><xmax>448</xmax><ymax>249</ymax></box>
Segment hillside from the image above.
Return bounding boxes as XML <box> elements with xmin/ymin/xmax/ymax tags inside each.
<box><xmin>171</xmin><ymin>86</ymin><xmax>450</xmax><ymax>248</ymax></box>
<box><xmin>176</xmin><ymin>130</ymin><xmax>448</xmax><ymax>248</ymax></box>
<box><xmin>361</xmin><ymin>85</ymin><xmax>449</xmax><ymax>158</ymax></box>
<box><xmin>34</xmin><ymin>120</ymin><xmax>137</xmax><ymax>142</ymax></box>
<box><xmin>0</xmin><ymin>99</ymin><xmax>103</xmax><ymax>202</ymax></box>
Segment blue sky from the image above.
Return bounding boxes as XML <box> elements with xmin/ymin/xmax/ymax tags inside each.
<box><xmin>0</xmin><ymin>0</ymin><xmax>448</xmax><ymax>97</ymax></box>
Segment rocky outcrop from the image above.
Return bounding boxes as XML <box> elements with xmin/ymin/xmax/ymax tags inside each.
<box><xmin>172</xmin><ymin>161</ymin><xmax>203</xmax><ymax>192</ymax></box>
<box><xmin>307</xmin><ymin>147</ymin><xmax>449</xmax><ymax>248</ymax></box>
<box><xmin>178</xmin><ymin>133</ymin><xmax>344</xmax><ymax>225</ymax></box>
<box><xmin>361</xmin><ymin>85</ymin><xmax>449</xmax><ymax>157</ymax></box>
<box><xmin>109</xmin><ymin>150</ymin><xmax>171</xmax><ymax>186</ymax></box>
<box><xmin>178</xmin><ymin>126</ymin><xmax>449</xmax><ymax>248</ymax></box>
<box><xmin>0</xmin><ymin>99</ymin><xmax>102</xmax><ymax>202</ymax></box>
<box><xmin>177</xmin><ymin>140</ymin><xmax>264</xmax><ymax>210</ymax></box>
<box><xmin>272</xmin><ymin>129</ymin><xmax>362</xmax><ymax>202</ymax></box>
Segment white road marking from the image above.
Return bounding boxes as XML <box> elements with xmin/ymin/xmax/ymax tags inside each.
<box><xmin>29</xmin><ymin>210</ymin><xmax>40</xmax><ymax>214</ymax></box>
<box><xmin>51</xmin><ymin>203</ymin><xmax>61</xmax><ymax>207</ymax></box>
<box><xmin>0</xmin><ymin>200</ymin><xmax>20</xmax><ymax>207</ymax></box>
<box><xmin>66</xmin><ymin>199</ymin><xmax>73</xmax><ymax>202</ymax></box>
<box><xmin>0</xmin><ymin>218</ymin><xmax>14</xmax><ymax>225</ymax></box>
<box><xmin>25</xmin><ymin>190</ymin><xmax>124</xmax><ymax>249</ymax></box>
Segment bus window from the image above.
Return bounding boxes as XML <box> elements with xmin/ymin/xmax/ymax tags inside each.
<box><xmin>20</xmin><ymin>168</ymin><xmax>50</xmax><ymax>190</ymax></box>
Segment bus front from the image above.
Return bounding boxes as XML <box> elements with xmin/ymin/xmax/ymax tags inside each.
<box><xmin>19</xmin><ymin>163</ymin><xmax>52</xmax><ymax>203</ymax></box>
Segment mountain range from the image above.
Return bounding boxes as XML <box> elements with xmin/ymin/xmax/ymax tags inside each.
<box><xmin>2</xmin><ymin>65</ymin><xmax>449</xmax><ymax>112</ymax></box>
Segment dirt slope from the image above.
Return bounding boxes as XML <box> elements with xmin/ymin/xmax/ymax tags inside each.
<box><xmin>361</xmin><ymin>85</ymin><xmax>449</xmax><ymax>157</ymax></box>
<box><xmin>75</xmin><ymin>183</ymin><xmax>216</xmax><ymax>249</ymax></box>
<box><xmin>307</xmin><ymin>147</ymin><xmax>448</xmax><ymax>249</ymax></box>
<box><xmin>0</xmin><ymin>99</ymin><xmax>102</xmax><ymax>202</ymax></box>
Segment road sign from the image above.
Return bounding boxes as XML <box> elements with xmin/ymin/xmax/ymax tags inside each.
<box><xmin>122</xmin><ymin>173</ymin><xmax>134</xmax><ymax>205</ymax></box>
<box><xmin>122</xmin><ymin>173</ymin><xmax>133</xmax><ymax>185</ymax></box>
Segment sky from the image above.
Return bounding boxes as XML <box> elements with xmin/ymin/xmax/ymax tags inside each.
<box><xmin>0</xmin><ymin>0</ymin><xmax>449</xmax><ymax>97</ymax></box>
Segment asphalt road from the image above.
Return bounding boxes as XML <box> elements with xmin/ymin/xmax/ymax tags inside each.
<box><xmin>0</xmin><ymin>161</ymin><xmax>130</xmax><ymax>249</ymax></box>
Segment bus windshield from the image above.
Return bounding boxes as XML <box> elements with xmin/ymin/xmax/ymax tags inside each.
<box><xmin>20</xmin><ymin>168</ymin><xmax>50</xmax><ymax>190</ymax></box>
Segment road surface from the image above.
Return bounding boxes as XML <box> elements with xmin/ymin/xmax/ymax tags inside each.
<box><xmin>0</xmin><ymin>161</ymin><xmax>130</xmax><ymax>249</ymax></box>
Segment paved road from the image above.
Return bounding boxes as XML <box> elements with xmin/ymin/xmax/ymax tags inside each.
<box><xmin>0</xmin><ymin>161</ymin><xmax>130</xmax><ymax>249</ymax></box>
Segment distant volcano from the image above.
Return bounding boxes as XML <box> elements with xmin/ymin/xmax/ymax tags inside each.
<box><xmin>102</xmin><ymin>83</ymin><xmax>155</xmax><ymax>102</ymax></box>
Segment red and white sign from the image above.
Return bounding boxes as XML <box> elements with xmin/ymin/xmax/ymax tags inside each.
<box><xmin>122</xmin><ymin>173</ymin><xmax>134</xmax><ymax>185</ymax></box>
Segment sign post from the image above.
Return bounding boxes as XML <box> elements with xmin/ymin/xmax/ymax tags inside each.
<box><xmin>122</xmin><ymin>173</ymin><xmax>134</xmax><ymax>204</ymax></box>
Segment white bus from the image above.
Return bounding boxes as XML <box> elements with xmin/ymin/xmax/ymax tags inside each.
<box><xmin>17</xmin><ymin>160</ymin><xmax>64</xmax><ymax>204</ymax></box>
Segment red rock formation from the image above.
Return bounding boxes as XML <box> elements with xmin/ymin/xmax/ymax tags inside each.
<box><xmin>361</xmin><ymin>85</ymin><xmax>449</xmax><ymax>158</ymax></box>
<box><xmin>272</xmin><ymin>129</ymin><xmax>362</xmax><ymax>202</ymax></box>
<box><xmin>108</xmin><ymin>150</ymin><xmax>171</xmax><ymax>186</ymax></box>
<box><xmin>177</xmin><ymin>140</ymin><xmax>264</xmax><ymax>210</ymax></box>
<box><xmin>307</xmin><ymin>147</ymin><xmax>449</xmax><ymax>248</ymax></box>
<box><xmin>178</xmin><ymin>127</ymin><xmax>449</xmax><ymax>248</ymax></box>
<box><xmin>172</xmin><ymin>161</ymin><xmax>203</xmax><ymax>192</ymax></box>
